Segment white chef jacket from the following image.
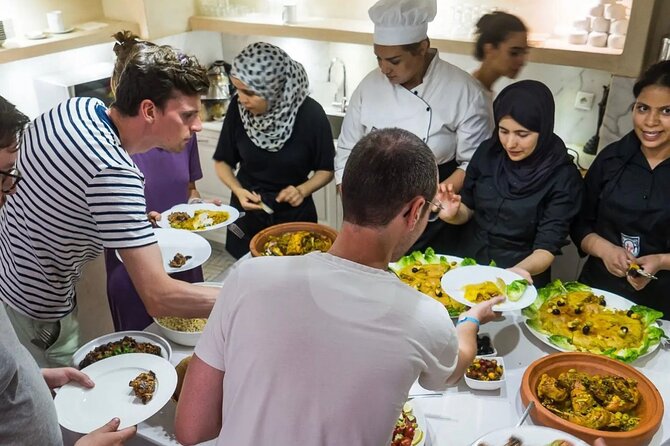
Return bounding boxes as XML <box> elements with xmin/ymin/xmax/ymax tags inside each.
<box><xmin>335</xmin><ymin>50</ymin><xmax>493</xmax><ymax>184</ymax></box>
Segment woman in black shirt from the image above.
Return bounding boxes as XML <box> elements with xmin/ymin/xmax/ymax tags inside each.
<box><xmin>214</xmin><ymin>42</ymin><xmax>335</xmax><ymax>258</ymax></box>
<box><xmin>436</xmin><ymin>80</ymin><xmax>583</xmax><ymax>286</ymax></box>
<box><xmin>571</xmin><ymin>60</ymin><xmax>670</xmax><ymax>316</ymax></box>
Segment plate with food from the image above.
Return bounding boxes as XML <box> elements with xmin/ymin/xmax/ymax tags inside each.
<box><xmin>388</xmin><ymin>248</ymin><xmax>468</xmax><ymax>317</ymax></box>
<box><xmin>72</xmin><ymin>331</ymin><xmax>171</xmax><ymax>369</ymax></box>
<box><xmin>391</xmin><ymin>400</ymin><xmax>426</xmax><ymax>446</ymax></box>
<box><xmin>157</xmin><ymin>203</ymin><xmax>239</xmax><ymax>232</ymax></box>
<box><xmin>471</xmin><ymin>425</ymin><xmax>589</xmax><ymax>446</ymax></box>
<box><xmin>249</xmin><ymin>221</ymin><xmax>337</xmax><ymax>257</ymax></box>
<box><xmin>522</xmin><ymin>280</ymin><xmax>666</xmax><ymax>363</ymax></box>
<box><xmin>440</xmin><ymin>265</ymin><xmax>537</xmax><ymax>311</ymax></box>
<box><xmin>116</xmin><ymin>228</ymin><xmax>211</xmax><ymax>274</ymax></box>
<box><xmin>55</xmin><ymin>353</ymin><xmax>177</xmax><ymax>433</ymax></box>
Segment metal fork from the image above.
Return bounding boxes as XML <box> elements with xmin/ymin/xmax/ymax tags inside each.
<box><xmin>228</xmin><ymin>212</ymin><xmax>246</xmax><ymax>239</ymax></box>
<box><xmin>31</xmin><ymin>325</ymin><xmax>60</xmax><ymax>349</ymax></box>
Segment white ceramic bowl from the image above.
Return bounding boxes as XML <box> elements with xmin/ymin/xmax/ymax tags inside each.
<box><xmin>152</xmin><ymin>282</ymin><xmax>221</xmax><ymax>346</ymax></box>
<box><xmin>72</xmin><ymin>331</ymin><xmax>171</xmax><ymax>369</ymax></box>
<box><xmin>153</xmin><ymin>317</ymin><xmax>204</xmax><ymax>347</ymax></box>
<box><xmin>464</xmin><ymin>356</ymin><xmax>505</xmax><ymax>391</ymax></box>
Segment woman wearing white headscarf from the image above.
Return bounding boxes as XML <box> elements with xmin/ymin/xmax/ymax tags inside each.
<box><xmin>214</xmin><ymin>42</ymin><xmax>335</xmax><ymax>258</ymax></box>
<box><xmin>336</xmin><ymin>0</ymin><xmax>493</xmax><ymax>254</ymax></box>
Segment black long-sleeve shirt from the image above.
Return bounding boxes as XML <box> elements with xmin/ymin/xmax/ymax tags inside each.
<box><xmin>459</xmin><ymin>143</ymin><xmax>584</xmax><ymax>285</ymax></box>
<box><xmin>571</xmin><ymin>131</ymin><xmax>670</xmax><ymax>315</ymax></box>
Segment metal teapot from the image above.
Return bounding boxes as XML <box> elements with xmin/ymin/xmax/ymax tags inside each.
<box><xmin>205</xmin><ymin>60</ymin><xmax>231</xmax><ymax>100</ymax></box>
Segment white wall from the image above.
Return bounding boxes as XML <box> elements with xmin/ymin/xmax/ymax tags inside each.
<box><xmin>0</xmin><ymin>29</ymin><xmax>613</xmax><ymax>149</ymax></box>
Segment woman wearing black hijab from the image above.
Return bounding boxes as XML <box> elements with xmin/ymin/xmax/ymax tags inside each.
<box><xmin>436</xmin><ymin>80</ymin><xmax>583</xmax><ymax>286</ymax></box>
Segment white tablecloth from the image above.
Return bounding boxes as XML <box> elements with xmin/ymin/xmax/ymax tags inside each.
<box><xmin>123</xmin><ymin>313</ymin><xmax>670</xmax><ymax>446</ymax></box>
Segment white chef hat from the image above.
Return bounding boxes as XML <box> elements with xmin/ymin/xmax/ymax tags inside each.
<box><xmin>369</xmin><ymin>0</ymin><xmax>437</xmax><ymax>46</ymax></box>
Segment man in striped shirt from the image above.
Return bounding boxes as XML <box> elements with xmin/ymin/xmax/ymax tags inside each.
<box><xmin>0</xmin><ymin>43</ymin><xmax>220</xmax><ymax>367</ymax></box>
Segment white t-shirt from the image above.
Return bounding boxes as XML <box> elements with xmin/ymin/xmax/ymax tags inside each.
<box><xmin>196</xmin><ymin>252</ymin><xmax>458</xmax><ymax>446</ymax></box>
<box><xmin>335</xmin><ymin>50</ymin><xmax>493</xmax><ymax>184</ymax></box>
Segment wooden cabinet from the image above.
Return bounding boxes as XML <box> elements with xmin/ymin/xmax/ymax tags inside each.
<box><xmin>102</xmin><ymin>0</ymin><xmax>196</xmax><ymax>40</ymax></box>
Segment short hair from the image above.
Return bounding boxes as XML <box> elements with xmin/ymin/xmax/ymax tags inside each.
<box><xmin>111</xmin><ymin>30</ymin><xmax>209</xmax><ymax>116</ymax></box>
<box><xmin>474</xmin><ymin>12</ymin><xmax>527</xmax><ymax>61</ymax></box>
<box><xmin>342</xmin><ymin>128</ymin><xmax>437</xmax><ymax>227</ymax></box>
<box><xmin>0</xmin><ymin>96</ymin><xmax>29</xmax><ymax>149</ymax></box>
<box><xmin>633</xmin><ymin>60</ymin><xmax>670</xmax><ymax>98</ymax></box>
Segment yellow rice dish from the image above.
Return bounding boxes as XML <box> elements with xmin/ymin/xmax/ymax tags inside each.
<box><xmin>156</xmin><ymin>316</ymin><xmax>207</xmax><ymax>332</ymax></box>
<box><xmin>168</xmin><ymin>210</ymin><xmax>229</xmax><ymax>230</ymax></box>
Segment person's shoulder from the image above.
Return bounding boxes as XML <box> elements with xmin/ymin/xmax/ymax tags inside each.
<box><xmin>300</xmin><ymin>96</ymin><xmax>327</xmax><ymax>115</ymax></box>
<box><xmin>434</xmin><ymin>57</ymin><xmax>483</xmax><ymax>91</ymax></box>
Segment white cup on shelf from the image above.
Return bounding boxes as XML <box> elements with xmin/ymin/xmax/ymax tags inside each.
<box><xmin>282</xmin><ymin>4</ymin><xmax>297</xmax><ymax>24</ymax></box>
<box><xmin>46</xmin><ymin>10</ymin><xmax>65</xmax><ymax>33</ymax></box>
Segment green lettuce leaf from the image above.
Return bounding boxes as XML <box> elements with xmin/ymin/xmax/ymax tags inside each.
<box><xmin>507</xmin><ymin>279</ymin><xmax>529</xmax><ymax>302</ymax></box>
<box><xmin>630</xmin><ymin>305</ymin><xmax>664</xmax><ymax>326</ymax></box>
<box><xmin>489</xmin><ymin>259</ymin><xmax>497</xmax><ymax>267</ymax></box>
<box><xmin>549</xmin><ymin>335</ymin><xmax>576</xmax><ymax>351</ymax></box>
<box><xmin>460</xmin><ymin>257</ymin><xmax>477</xmax><ymax>266</ymax></box>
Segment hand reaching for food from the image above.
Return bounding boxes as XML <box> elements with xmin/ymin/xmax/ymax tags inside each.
<box><xmin>234</xmin><ymin>188</ymin><xmax>263</xmax><ymax>211</ymax></box>
<box><xmin>462</xmin><ymin>295</ymin><xmax>505</xmax><ymax>325</ymax></box>
<box><xmin>435</xmin><ymin>183</ymin><xmax>462</xmax><ymax>221</ymax></box>
<box><xmin>276</xmin><ymin>185</ymin><xmax>304</xmax><ymax>207</ymax></box>
<box><xmin>627</xmin><ymin>254</ymin><xmax>664</xmax><ymax>290</ymax></box>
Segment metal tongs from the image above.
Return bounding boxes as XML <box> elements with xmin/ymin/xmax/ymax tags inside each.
<box><xmin>627</xmin><ymin>264</ymin><xmax>658</xmax><ymax>280</ymax></box>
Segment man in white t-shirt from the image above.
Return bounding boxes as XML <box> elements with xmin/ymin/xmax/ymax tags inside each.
<box><xmin>175</xmin><ymin>128</ymin><xmax>503</xmax><ymax>446</ymax></box>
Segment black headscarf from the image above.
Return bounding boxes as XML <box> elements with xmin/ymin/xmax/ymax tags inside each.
<box><xmin>484</xmin><ymin>80</ymin><xmax>572</xmax><ymax>198</ymax></box>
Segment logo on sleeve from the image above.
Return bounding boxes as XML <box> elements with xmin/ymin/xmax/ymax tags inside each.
<box><xmin>621</xmin><ymin>233</ymin><xmax>640</xmax><ymax>257</ymax></box>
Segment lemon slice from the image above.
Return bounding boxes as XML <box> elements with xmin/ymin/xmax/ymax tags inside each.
<box><xmin>412</xmin><ymin>428</ymin><xmax>424</xmax><ymax>445</ymax></box>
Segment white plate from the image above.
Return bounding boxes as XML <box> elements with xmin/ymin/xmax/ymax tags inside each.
<box><xmin>116</xmin><ymin>228</ymin><xmax>212</xmax><ymax>274</ymax></box>
<box><xmin>524</xmin><ymin>287</ymin><xmax>661</xmax><ymax>359</ymax></box>
<box><xmin>25</xmin><ymin>32</ymin><xmax>48</xmax><ymax>39</ymax></box>
<box><xmin>72</xmin><ymin>330</ymin><xmax>172</xmax><ymax>369</ymax></box>
<box><xmin>441</xmin><ymin>265</ymin><xmax>537</xmax><ymax>311</ymax></box>
<box><xmin>55</xmin><ymin>353</ymin><xmax>177</xmax><ymax>433</ymax></box>
<box><xmin>156</xmin><ymin>203</ymin><xmax>240</xmax><ymax>232</ymax></box>
<box><xmin>471</xmin><ymin>425</ymin><xmax>589</xmax><ymax>446</ymax></box>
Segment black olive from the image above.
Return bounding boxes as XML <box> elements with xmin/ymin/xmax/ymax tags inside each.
<box><xmin>627</xmin><ymin>310</ymin><xmax>634</xmax><ymax>317</ymax></box>
<box><xmin>411</xmin><ymin>267</ymin><xmax>420</xmax><ymax>273</ymax></box>
<box><xmin>621</xmin><ymin>326</ymin><xmax>629</xmax><ymax>334</ymax></box>
<box><xmin>575</xmin><ymin>307</ymin><xmax>582</xmax><ymax>314</ymax></box>
<box><xmin>599</xmin><ymin>297</ymin><xmax>607</xmax><ymax>306</ymax></box>
<box><xmin>552</xmin><ymin>308</ymin><xmax>560</xmax><ymax>315</ymax></box>
<box><xmin>568</xmin><ymin>325</ymin><xmax>577</xmax><ymax>331</ymax></box>
<box><xmin>582</xmin><ymin>325</ymin><xmax>591</xmax><ymax>334</ymax></box>
<box><xmin>557</xmin><ymin>299</ymin><xmax>566</xmax><ymax>307</ymax></box>
<box><xmin>435</xmin><ymin>290</ymin><xmax>443</xmax><ymax>297</ymax></box>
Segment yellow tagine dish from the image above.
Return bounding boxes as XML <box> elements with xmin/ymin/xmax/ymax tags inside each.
<box><xmin>389</xmin><ymin>248</ymin><xmax>471</xmax><ymax>317</ymax></box>
<box><xmin>522</xmin><ymin>280</ymin><xmax>666</xmax><ymax>363</ymax></box>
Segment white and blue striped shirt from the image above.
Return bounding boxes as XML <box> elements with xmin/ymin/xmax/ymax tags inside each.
<box><xmin>0</xmin><ymin>98</ymin><xmax>156</xmax><ymax>320</ymax></box>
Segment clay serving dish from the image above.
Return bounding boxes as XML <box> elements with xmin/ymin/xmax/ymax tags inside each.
<box><xmin>249</xmin><ymin>221</ymin><xmax>338</xmax><ymax>257</ymax></box>
<box><xmin>520</xmin><ymin>352</ymin><xmax>663</xmax><ymax>446</ymax></box>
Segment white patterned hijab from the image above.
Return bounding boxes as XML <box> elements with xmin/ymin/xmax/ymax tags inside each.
<box><xmin>231</xmin><ymin>42</ymin><xmax>309</xmax><ymax>152</ymax></box>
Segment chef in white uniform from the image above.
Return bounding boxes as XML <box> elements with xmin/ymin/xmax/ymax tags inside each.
<box><xmin>335</xmin><ymin>0</ymin><xmax>493</xmax><ymax>252</ymax></box>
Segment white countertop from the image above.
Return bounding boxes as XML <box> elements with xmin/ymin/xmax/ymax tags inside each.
<box><xmin>121</xmin><ymin>313</ymin><xmax>670</xmax><ymax>446</ymax></box>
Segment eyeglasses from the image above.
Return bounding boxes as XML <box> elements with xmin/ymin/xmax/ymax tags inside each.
<box><xmin>0</xmin><ymin>167</ymin><xmax>22</xmax><ymax>193</ymax></box>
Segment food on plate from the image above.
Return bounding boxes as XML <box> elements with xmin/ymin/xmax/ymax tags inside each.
<box><xmin>477</xmin><ymin>334</ymin><xmax>495</xmax><ymax>355</ymax></box>
<box><xmin>156</xmin><ymin>316</ymin><xmax>207</xmax><ymax>332</ymax></box>
<box><xmin>78</xmin><ymin>336</ymin><xmax>162</xmax><ymax>369</ymax></box>
<box><xmin>466</xmin><ymin>358</ymin><xmax>503</xmax><ymax>381</ymax></box>
<box><xmin>169</xmin><ymin>252</ymin><xmax>192</xmax><ymax>268</ymax></box>
<box><xmin>129</xmin><ymin>370</ymin><xmax>157</xmax><ymax>404</ymax></box>
<box><xmin>390</xmin><ymin>402</ymin><xmax>423</xmax><ymax>446</ymax></box>
<box><xmin>506</xmin><ymin>279</ymin><xmax>529</xmax><ymax>301</ymax></box>
<box><xmin>464</xmin><ymin>280</ymin><xmax>504</xmax><ymax>303</ymax></box>
<box><xmin>390</xmin><ymin>248</ymin><xmax>467</xmax><ymax>317</ymax></box>
<box><xmin>262</xmin><ymin>230</ymin><xmax>333</xmax><ymax>256</ymax></box>
<box><xmin>536</xmin><ymin>369</ymin><xmax>641</xmax><ymax>431</ymax></box>
<box><xmin>522</xmin><ymin>280</ymin><xmax>666</xmax><ymax>363</ymax></box>
<box><xmin>168</xmin><ymin>209</ymin><xmax>230</xmax><ymax>230</ymax></box>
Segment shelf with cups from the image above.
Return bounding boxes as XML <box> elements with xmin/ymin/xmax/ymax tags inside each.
<box><xmin>189</xmin><ymin>5</ymin><xmax>653</xmax><ymax>78</ymax></box>
<box><xmin>0</xmin><ymin>19</ymin><xmax>139</xmax><ymax>64</ymax></box>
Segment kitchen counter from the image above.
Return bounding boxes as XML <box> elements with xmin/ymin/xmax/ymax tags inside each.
<box><xmin>117</xmin><ymin>313</ymin><xmax>670</xmax><ymax>446</ymax></box>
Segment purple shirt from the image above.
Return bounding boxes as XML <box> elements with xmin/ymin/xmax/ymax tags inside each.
<box><xmin>104</xmin><ymin>135</ymin><xmax>205</xmax><ymax>331</ymax></box>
